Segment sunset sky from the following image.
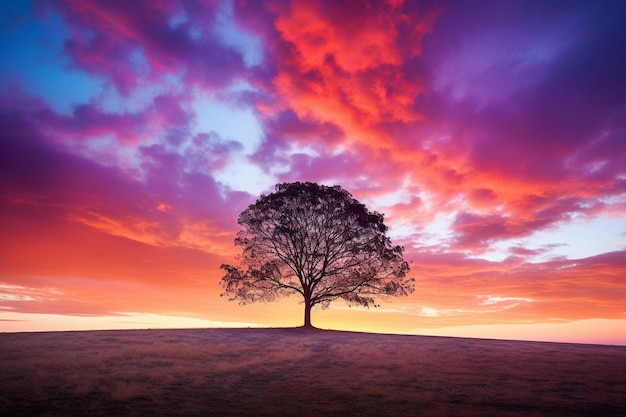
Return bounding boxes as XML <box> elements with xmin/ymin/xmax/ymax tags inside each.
<box><xmin>1</xmin><ymin>0</ymin><xmax>625</xmax><ymax>345</ymax></box>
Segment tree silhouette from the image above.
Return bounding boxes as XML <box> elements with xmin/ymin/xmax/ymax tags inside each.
<box><xmin>220</xmin><ymin>182</ymin><xmax>414</xmax><ymax>328</ymax></box>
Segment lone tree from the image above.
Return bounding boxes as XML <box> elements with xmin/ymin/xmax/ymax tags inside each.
<box><xmin>220</xmin><ymin>182</ymin><xmax>414</xmax><ymax>328</ymax></box>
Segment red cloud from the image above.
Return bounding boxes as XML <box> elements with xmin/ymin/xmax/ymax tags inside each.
<box><xmin>249</xmin><ymin>0</ymin><xmax>441</xmax><ymax>149</ymax></box>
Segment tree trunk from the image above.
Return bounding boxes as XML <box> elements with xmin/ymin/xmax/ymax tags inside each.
<box><xmin>303</xmin><ymin>293</ymin><xmax>313</xmax><ymax>328</ymax></box>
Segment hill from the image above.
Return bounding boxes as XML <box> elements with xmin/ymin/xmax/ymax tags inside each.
<box><xmin>1</xmin><ymin>327</ymin><xmax>625</xmax><ymax>416</ymax></box>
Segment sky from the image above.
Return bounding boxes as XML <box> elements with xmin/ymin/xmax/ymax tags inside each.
<box><xmin>1</xmin><ymin>0</ymin><xmax>625</xmax><ymax>345</ymax></box>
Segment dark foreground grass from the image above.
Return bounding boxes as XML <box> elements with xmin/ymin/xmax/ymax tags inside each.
<box><xmin>1</xmin><ymin>328</ymin><xmax>625</xmax><ymax>416</ymax></box>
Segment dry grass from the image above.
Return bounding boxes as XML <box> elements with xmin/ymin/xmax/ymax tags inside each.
<box><xmin>1</xmin><ymin>328</ymin><xmax>625</xmax><ymax>416</ymax></box>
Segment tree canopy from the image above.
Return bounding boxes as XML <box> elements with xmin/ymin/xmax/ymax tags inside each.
<box><xmin>220</xmin><ymin>182</ymin><xmax>414</xmax><ymax>328</ymax></box>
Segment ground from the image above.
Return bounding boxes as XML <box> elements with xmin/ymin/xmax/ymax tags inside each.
<box><xmin>1</xmin><ymin>327</ymin><xmax>625</xmax><ymax>416</ymax></box>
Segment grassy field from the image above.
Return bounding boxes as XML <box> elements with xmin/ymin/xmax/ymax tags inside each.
<box><xmin>1</xmin><ymin>328</ymin><xmax>625</xmax><ymax>416</ymax></box>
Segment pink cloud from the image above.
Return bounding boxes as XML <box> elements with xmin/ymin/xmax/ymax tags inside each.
<box><xmin>0</xmin><ymin>94</ymin><xmax>251</xmax><ymax>255</ymax></box>
<box><xmin>51</xmin><ymin>0</ymin><xmax>247</xmax><ymax>94</ymax></box>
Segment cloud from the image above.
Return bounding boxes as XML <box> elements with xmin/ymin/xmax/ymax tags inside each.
<box><xmin>2</xmin><ymin>1</ymin><xmax>626</xmax><ymax>334</ymax></box>
<box><xmin>403</xmin><ymin>249</ymin><xmax>626</xmax><ymax>327</ymax></box>
<box><xmin>50</xmin><ymin>0</ymin><xmax>247</xmax><ymax>93</ymax></box>
<box><xmin>450</xmin><ymin>196</ymin><xmax>605</xmax><ymax>252</ymax></box>
<box><xmin>240</xmin><ymin>0</ymin><xmax>441</xmax><ymax>167</ymax></box>
<box><xmin>231</xmin><ymin>1</ymin><xmax>626</xmax><ymax>257</ymax></box>
<box><xmin>0</xmin><ymin>93</ymin><xmax>250</xmax><ymax>255</ymax></box>
<box><xmin>478</xmin><ymin>296</ymin><xmax>533</xmax><ymax>307</ymax></box>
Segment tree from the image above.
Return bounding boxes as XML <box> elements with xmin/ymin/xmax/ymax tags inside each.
<box><xmin>220</xmin><ymin>182</ymin><xmax>414</xmax><ymax>328</ymax></box>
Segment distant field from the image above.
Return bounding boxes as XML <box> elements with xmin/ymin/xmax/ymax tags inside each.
<box><xmin>1</xmin><ymin>328</ymin><xmax>625</xmax><ymax>416</ymax></box>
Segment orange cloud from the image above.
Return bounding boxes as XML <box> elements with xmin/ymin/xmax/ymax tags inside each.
<box><xmin>269</xmin><ymin>0</ymin><xmax>440</xmax><ymax>150</ymax></box>
<box><xmin>395</xmin><ymin>250</ymin><xmax>626</xmax><ymax>328</ymax></box>
<box><xmin>0</xmin><ymin>199</ymin><xmax>239</xmax><ymax>319</ymax></box>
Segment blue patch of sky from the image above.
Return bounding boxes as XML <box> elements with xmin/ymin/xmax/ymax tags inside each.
<box><xmin>164</xmin><ymin>1</ymin><xmax>264</xmax><ymax>66</ymax></box>
<box><xmin>213</xmin><ymin>154</ymin><xmax>276</xmax><ymax>195</ymax></box>
<box><xmin>167</xmin><ymin>8</ymin><xmax>188</xmax><ymax>30</ymax></box>
<box><xmin>484</xmin><ymin>214</ymin><xmax>626</xmax><ymax>263</ymax></box>
<box><xmin>190</xmin><ymin>79</ymin><xmax>272</xmax><ymax>194</ymax></box>
<box><xmin>411</xmin><ymin>213</ymin><xmax>456</xmax><ymax>249</ymax></box>
<box><xmin>193</xmin><ymin>93</ymin><xmax>274</xmax><ymax>194</ymax></box>
<box><xmin>531</xmin><ymin>215</ymin><xmax>626</xmax><ymax>259</ymax></box>
<box><xmin>192</xmin><ymin>90</ymin><xmax>262</xmax><ymax>154</ymax></box>
<box><xmin>214</xmin><ymin>0</ymin><xmax>263</xmax><ymax>67</ymax></box>
<box><xmin>98</xmin><ymin>72</ymin><xmax>182</xmax><ymax>115</ymax></box>
<box><xmin>0</xmin><ymin>1</ymin><xmax>103</xmax><ymax>115</ymax></box>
